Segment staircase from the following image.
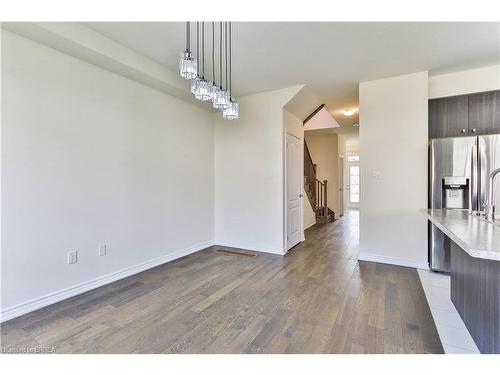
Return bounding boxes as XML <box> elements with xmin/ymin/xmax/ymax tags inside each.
<box><xmin>304</xmin><ymin>141</ymin><xmax>335</xmax><ymax>223</ymax></box>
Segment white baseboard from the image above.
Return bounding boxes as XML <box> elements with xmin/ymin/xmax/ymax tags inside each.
<box><xmin>214</xmin><ymin>240</ymin><xmax>285</xmax><ymax>256</ymax></box>
<box><xmin>0</xmin><ymin>240</ymin><xmax>214</xmax><ymax>323</ymax></box>
<box><xmin>304</xmin><ymin>220</ymin><xmax>316</xmax><ymax>230</ymax></box>
<box><xmin>358</xmin><ymin>252</ymin><xmax>429</xmax><ymax>270</ymax></box>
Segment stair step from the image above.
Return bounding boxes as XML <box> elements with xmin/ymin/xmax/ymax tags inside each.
<box><xmin>315</xmin><ymin>208</ymin><xmax>335</xmax><ymax>223</ymax></box>
<box><xmin>316</xmin><ymin>214</ymin><xmax>334</xmax><ymax>223</ymax></box>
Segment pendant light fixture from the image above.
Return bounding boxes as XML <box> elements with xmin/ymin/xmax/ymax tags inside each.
<box><xmin>194</xmin><ymin>22</ymin><xmax>212</xmax><ymax>102</ymax></box>
<box><xmin>223</xmin><ymin>22</ymin><xmax>239</xmax><ymax>120</ymax></box>
<box><xmin>190</xmin><ymin>22</ymin><xmax>200</xmax><ymax>94</ymax></box>
<box><xmin>179</xmin><ymin>22</ymin><xmax>197</xmax><ymax>79</ymax></box>
<box><xmin>213</xmin><ymin>22</ymin><xmax>230</xmax><ymax>111</ymax></box>
<box><xmin>180</xmin><ymin>21</ymin><xmax>237</xmax><ymax>119</ymax></box>
<box><xmin>209</xmin><ymin>21</ymin><xmax>218</xmax><ymax>101</ymax></box>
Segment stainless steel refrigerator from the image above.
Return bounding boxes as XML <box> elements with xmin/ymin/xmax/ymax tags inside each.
<box><xmin>429</xmin><ymin>134</ymin><xmax>500</xmax><ymax>272</ymax></box>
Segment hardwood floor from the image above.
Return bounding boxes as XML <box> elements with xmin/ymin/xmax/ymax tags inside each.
<box><xmin>0</xmin><ymin>210</ymin><xmax>444</xmax><ymax>353</ymax></box>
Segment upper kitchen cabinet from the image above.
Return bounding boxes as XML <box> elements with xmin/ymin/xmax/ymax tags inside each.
<box><xmin>429</xmin><ymin>95</ymin><xmax>469</xmax><ymax>138</ymax></box>
<box><xmin>468</xmin><ymin>91</ymin><xmax>500</xmax><ymax>135</ymax></box>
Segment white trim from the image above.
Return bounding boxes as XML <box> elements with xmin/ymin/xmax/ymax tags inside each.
<box><xmin>0</xmin><ymin>240</ymin><xmax>214</xmax><ymax>322</ymax></box>
<box><xmin>358</xmin><ymin>252</ymin><xmax>429</xmax><ymax>270</ymax></box>
<box><xmin>214</xmin><ymin>240</ymin><xmax>285</xmax><ymax>256</ymax></box>
<box><xmin>304</xmin><ymin>220</ymin><xmax>316</xmax><ymax>230</ymax></box>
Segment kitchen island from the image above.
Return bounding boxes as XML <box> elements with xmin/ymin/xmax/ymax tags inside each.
<box><xmin>423</xmin><ymin>209</ymin><xmax>500</xmax><ymax>354</ymax></box>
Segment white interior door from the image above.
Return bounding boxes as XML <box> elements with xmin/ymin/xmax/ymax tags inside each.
<box><xmin>286</xmin><ymin>133</ymin><xmax>302</xmax><ymax>250</ymax></box>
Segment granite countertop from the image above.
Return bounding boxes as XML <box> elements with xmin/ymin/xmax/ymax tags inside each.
<box><xmin>422</xmin><ymin>209</ymin><xmax>500</xmax><ymax>261</ymax></box>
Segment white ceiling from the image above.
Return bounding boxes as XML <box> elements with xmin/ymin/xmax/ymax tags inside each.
<box><xmin>85</xmin><ymin>22</ymin><xmax>500</xmax><ymax>138</ymax></box>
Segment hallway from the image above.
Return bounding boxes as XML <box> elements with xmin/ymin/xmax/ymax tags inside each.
<box><xmin>1</xmin><ymin>211</ymin><xmax>442</xmax><ymax>353</ymax></box>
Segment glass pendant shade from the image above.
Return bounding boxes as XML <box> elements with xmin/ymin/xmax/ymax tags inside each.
<box><xmin>208</xmin><ymin>82</ymin><xmax>218</xmax><ymax>101</ymax></box>
<box><xmin>179</xmin><ymin>52</ymin><xmax>197</xmax><ymax>80</ymax></box>
<box><xmin>194</xmin><ymin>78</ymin><xmax>212</xmax><ymax>101</ymax></box>
<box><xmin>213</xmin><ymin>88</ymin><xmax>230</xmax><ymax>110</ymax></box>
<box><xmin>191</xmin><ymin>76</ymin><xmax>200</xmax><ymax>95</ymax></box>
<box><xmin>223</xmin><ymin>100</ymin><xmax>239</xmax><ymax>120</ymax></box>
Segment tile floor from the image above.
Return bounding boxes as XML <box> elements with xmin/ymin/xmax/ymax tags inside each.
<box><xmin>417</xmin><ymin>269</ymin><xmax>480</xmax><ymax>354</ymax></box>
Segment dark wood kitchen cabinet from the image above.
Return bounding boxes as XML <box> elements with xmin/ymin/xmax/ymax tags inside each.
<box><xmin>468</xmin><ymin>91</ymin><xmax>500</xmax><ymax>135</ymax></box>
<box><xmin>451</xmin><ymin>240</ymin><xmax>500</xmax><ymax>354</ymax></box>
<box><xmin>429</xmin><ymin>90</ymin><xmax>500</xmax><ymax>139</ymax></box>
<box><xmin>428</xmin><ymin>95</ymin><xmax>469</xmax><ymax>138</ymax></box>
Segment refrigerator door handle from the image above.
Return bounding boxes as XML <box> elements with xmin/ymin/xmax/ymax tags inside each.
<box><xmin>471</xmin><ymin>141</ymin><xmax>478</xmax><ymax>212</ymax></box>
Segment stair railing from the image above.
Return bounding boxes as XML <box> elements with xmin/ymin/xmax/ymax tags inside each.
<box><xmin>316</xmin><ymin>179</ymin><xmax>328</xmax><ymax>218</ymax></box>
<box><xmin>304</xmin><ymin>141</ymin><xmax>317</xmax><ymax>207</ymax></box>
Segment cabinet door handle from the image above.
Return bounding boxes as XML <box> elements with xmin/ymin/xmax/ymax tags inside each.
<box><xmin>471</xmin><ymin>128</ymin><xmax>477</xmax><ymax>133</ymax></box>
<box><xmin>461</xmin><ymin>129</ymin><xmax>467</xmax><ymax>134</ymax></box>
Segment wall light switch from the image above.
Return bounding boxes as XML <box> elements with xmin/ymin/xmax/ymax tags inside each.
<box><xmin>98</xmin><ymin>244</ymin><xmax>107</xmax><ymax>256</ymax></box>
<box><xmin>67</xmin><ymin>250</ymin><xmax>78</xmax><ymax>264</ymax></box>
<box><xmin>371</xmin><ymin>170</ymin><xmax>381</xmax><ymax>181</ymax></box>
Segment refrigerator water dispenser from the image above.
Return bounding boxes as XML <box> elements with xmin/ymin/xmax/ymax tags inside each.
<box><xmin>442</xmin><ymin>176</ymin><xmax>468</xmax><ymax>209</ymax></box>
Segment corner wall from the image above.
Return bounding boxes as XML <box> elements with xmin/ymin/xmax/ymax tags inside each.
<box><xmin>1</xmin><ymin>31</ymin><xmax>215</xmax><ymax>317</ymax></box>
<box><xmin>214</xmin><ymin>87</ymin><xmax>301</xmax><ymax>254</ymax></box>
<box><xmin>359</xmin><ymin>71</ymin><xmax>429</xmax><ymax>269</ymax></box>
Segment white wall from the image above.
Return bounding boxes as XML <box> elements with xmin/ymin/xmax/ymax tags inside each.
<box><xmin>359</xmin><ymin>71</ymin><xmax>428</xmax><ymax>269</ymax></box>
<box><xmin>214</xmin><ymin>87</ymin><xmax>300</xmax><ymax>255</ymax></box>
<box><xmin>429</xmin><ymin>65</ymin><xmax>500</xmax><ymax>99</ymax></box>
<box><xmin>1</xmin><ymin>32</ymin><xmax>214</xmax><ymax>315</ymax></box>
<box><xmin>303</xmin><ymin>195</ymin><xmax>316</xmax><ymax>229</ymax></box>
<box><xmin>283</xmin><ymin>108</ymin><xmax>303</xmax><ymax>140</ymax></box>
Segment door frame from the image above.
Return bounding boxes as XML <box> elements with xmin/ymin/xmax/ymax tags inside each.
<box><xmin>338</xmin><ymin>154</ymin><xmax>344</xmax><ymax>217</ymax></box>
<box><xmin>283</xmin><ymin>130</ymin><xmax>304</xmax><ymax>253</ymax></box>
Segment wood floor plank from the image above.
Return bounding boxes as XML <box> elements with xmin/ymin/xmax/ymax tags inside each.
<box><xmin>0</xmin><ymin>210</ymin><xmax>443</xmax><ymax>354</ymax></box>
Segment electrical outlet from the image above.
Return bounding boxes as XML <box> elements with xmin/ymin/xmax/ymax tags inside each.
<box><xmin>67</xmin><ymin>250</ymin><xmax>77</xmax><ymax>264</ymax></box>
<box><xmin>98</xmin><ymin>244</ymin><xmax>106</xmax><ymax>256</ymax></box>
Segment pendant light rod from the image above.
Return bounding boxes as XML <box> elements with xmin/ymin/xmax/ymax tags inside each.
<box><xmin>185</xmin><ymin>22</ymin><xmax>190</xmax><ymax>52</ymax></box>
<box><xmin>225</xmin><ymin>22</ymin><xmax>228</xmax><ymax>93</ymax></box>
<box><xmin>196</xmin><ymin>22</ymin><xmax>200</xmax><ymax>77</ymax></box>
<box><xmin>201</xmin><ymin>22</ymin><xmax>205</xmax><ymax>78</ymax></box>
<box><xmin>219</xmin><ymin>22</ymin><xmax>223</xmax><ymax>88</ymax></box>
<box><xmin>212</xmin><ymin>22</ymin><xmax>215</xmax><ymax>84</ymax></box>
<box><xmin>229</xmin><ymin>22</ymin><xmax>232</xmax><ymax>98</ymax></box>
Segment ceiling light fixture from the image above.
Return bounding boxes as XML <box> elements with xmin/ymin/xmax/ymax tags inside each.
<box><xmin>223</xmin><ymin>22</ymin><xmax>239</xmax><ymax>120</ymax></box>
<box><xmin>180</xmin><ymin>21</ymin><xmax>237</xmax><ymax>120</ymax></box>
<box><xmin>213</xmin><ymin>22</ymin><xmax>230</xmax><ymax>111</ymax></box>
<box><xmin>353</xmin><ymin>123</ymin><xmax>359</xmax><ymax>127</ymax></box>
<box><xmin>193</xmin><ymin>22</ymin><xmax>212</xmax><ymax>102</ymax></box>
<box><xmin>342</xmin><ymin>108</ymin><xmax>357</xmax><ymax>117</ymax></box>
<box><xmin>179</xmin><ymin>22</ymin><xmax>197</xmax><ymax>80</ymax></box>
<box><xmin>209</xmin><ymin>21</ymin><xmax>217</xmax><ymax>101</ymax></box>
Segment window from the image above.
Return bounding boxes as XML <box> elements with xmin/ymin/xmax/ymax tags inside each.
<box><xmin>347</xmin><ymin>155</ymin><xmax>359</xmax><ymax>162</ymax></box>
<box><xmin>349</xmin><ymin>165</ymin><xmax>360</xmax><ymax>203</ymax></box>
